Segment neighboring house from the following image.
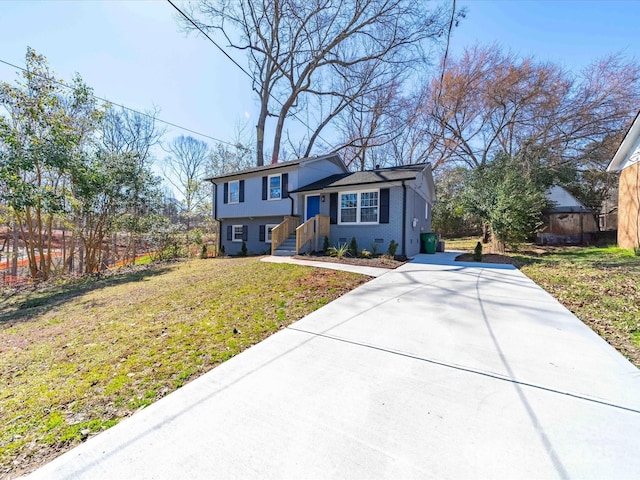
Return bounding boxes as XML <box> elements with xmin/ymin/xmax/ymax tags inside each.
<box><xmin>206</xmin><ymin>154</ymin><xmax>436</xmax><ymax>257</ymax></box>
<box><xmin>537</xmin><ymin>185</ymin><xmax>598</xmax><ymax>245</ymax></box>
<box><xmin>608</xmin><ymin>112</ymin><xmax>640</xmax><ymax>250</ymax></box>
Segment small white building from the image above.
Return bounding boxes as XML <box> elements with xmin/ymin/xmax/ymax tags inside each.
<box><xmin>537</xmin><ymin>186</ymin><xmax>598</xmax><ymax>245</ymax></box>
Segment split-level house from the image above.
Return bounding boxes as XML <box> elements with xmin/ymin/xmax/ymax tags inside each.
<box><xmin>205</xmin><ymin>153</ymin><xmax>436</xmax><ymax>257</ymax></box>
<box><xmin>608</xmin><ymin>112</ymin><xmax>640</xmax><ymax>250</ymax></box>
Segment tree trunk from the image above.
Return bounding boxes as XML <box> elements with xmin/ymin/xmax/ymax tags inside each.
<box><xmin>11</xmin><ymin>222</ymin><xmax>18</xmax><ymax>276</ymax></box>
<box><xmin>256</xmin><ymin>117</ymin><xmax>265</xmax><ymax>167</ymax></box>
<box><xmin>256</xmin><ymin>80</ymin><xmax>272</xmax><ymax>167</ymax></box>
<box><xmin>481</xmin><ymin>223</ymin><xmax>490</xmax><ymax>243</ymax></box>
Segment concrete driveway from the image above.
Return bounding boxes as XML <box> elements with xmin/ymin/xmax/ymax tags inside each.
<box><xmin>28</xmin><ymin>253</ymin><xmax>640</xmax><ymax>479</ymax></box>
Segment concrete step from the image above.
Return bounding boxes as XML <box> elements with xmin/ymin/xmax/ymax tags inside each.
<box><xmin>273</xmin><ymin>235</ymin><xmax>297</xmax><ymax>256</ymax></box>
<box><xmin>273</xmin><ymin>249</ymin><xmax>296</xmax><ymax>257</ymax></box>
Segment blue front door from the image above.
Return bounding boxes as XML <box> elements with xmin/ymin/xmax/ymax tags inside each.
<box><xmin>306</xmin><ymin>195</ymin><xmax>320</xmax><ymax>220</ymax></box>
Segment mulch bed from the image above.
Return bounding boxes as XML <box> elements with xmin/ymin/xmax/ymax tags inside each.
<box><xmin>295</xmin><ymin>252</ymin><xmax>516</xmax><ymax>268</ymax></box>
<box><xmin>294</xmin><ymin>254</ymin><xmax>407</xmax><ymax>269</ymax></box>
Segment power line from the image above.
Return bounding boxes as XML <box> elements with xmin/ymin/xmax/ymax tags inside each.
<box><xmin>166</xmin><ymin>0</ymin><xmax>255</xmax><ymax>82</ymax></box>
<box><xmin>435</xmin><ymin>0</ymin><xmax>457</xmax><ymax>110</ymax></box>
<box><xmin>166</xmin><ymin>0</ymin><xmax>333</xmax><ymax>148</ymax></box>
<box><xmin>0</xmin><ymin>57</ymin><xmax>237</xmax><ymax>148</ymax></box>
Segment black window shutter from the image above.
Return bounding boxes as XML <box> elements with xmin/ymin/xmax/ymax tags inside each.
<box><xmin>329</xmin><ymin>193</ymin><xmax>338</xmax><ymax>224</ymax></box>
<box><xmin>239</xmin><ymin>180</ymin><xmax>245</xmax><ymax>203</ymax></box>
<box><xmin>242</xmin><ymin>225</ymin><xmax>248</xmax><ymax>241</ymax></box>
<box><xmin>223</xmin><ymin>182</ymin><xmax>228</xmax><ymax>204</ymax></box>
<box><xmin>380</xmin><ymin>188</ymin><xmax>390</xmax><ymax>224</ymax></box>
<box><xmin>262</xmin><ymin>176</ymin><xmax>267</xmax><ymax>200</ymax></box>
<box><xmin>282</xmin><ymin>173</ymin><xmax>288</xmax><ymax>197</ymax></box>
<box><xmin>226</xmin><ymin>225</ymin><xmax>232</xmax><ymax>241</ymax></box>
<box><xmin>259</xmin><ymin>225</ymin><xmax>265</xmax><ymax>242</ymax></box>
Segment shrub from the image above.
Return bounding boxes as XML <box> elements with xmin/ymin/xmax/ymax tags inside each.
<box><xmin>370</xmin><ymin>243</ymin><xmax>379</xmax><ymax>256</ymax></box>
<box><xmin>360</xmin><ymin>249</ymin><xmax>372</xmax><ymax>259</ymax></box>
<box><xmin>200</xmin><ymin>244</ymin><xmax>208</xmax><ymax>259</ymax></box>
<box><xmin>349</xmin><ymin>237</ymin><xmax>358</xmax><ymax>257</ymax></box>
<box><xmin>634</xmin><ymin>245</ymin><xmax>640</xmax><ymax>257</ymax></box>
<box><xmin>327</xmin><ymin>243</ymin><xmax>351</xmax><ymax>259</ymax></box>
<box><xmin>387</xmin><ymin>240</ymin><xmax>398</xmax><ymax>257</ymax></box>
<box><xmin>188</xmin><ymin>228</ymin><xmax>204</xmax><ymax>246</ymax></box>
<box><xmin>220</xmin><ymin>245</ymin><xmax>225</xmax><ymax>256</ymax></box>
<box><xmin>473</xmin><ymin>241</ymin><xmax>483</xmax><ymax>262</ymax></box>
<box><xmin>239</xmin><ymin>242</ymin><xmax>248</xmax><ymax>256</ymax></box>
<box><xmin>322</xmin><ymin>236</ymin><xmax>330</xmax><ymax>252</ymax></box>
<box><xmin>149</xmin><ymin>223</ymin><xmax>184</xmax><ymax>262</ymax></box>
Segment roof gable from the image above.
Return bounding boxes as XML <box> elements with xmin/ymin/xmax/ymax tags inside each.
<box><xmin>608</xmin><ymin>111</ymin><xmax>640</xmax><ymax>172</ymax></box>
<box><xmin>204</xmin><ymin>153</ymin><xmax>346</xmax><ymax>181</ymax></box>
<box><xmin>291</xmin><ymin>164</ymin><xmax>430</xmax><ymax>192</ymax></box>
<box><xmin>545</xmin><ymin>185</ymin><xmax>585</xmax><ymax>208</ymax></box>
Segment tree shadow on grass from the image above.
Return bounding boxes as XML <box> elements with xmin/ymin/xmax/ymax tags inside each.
<box><xmin>508</xmin><ymin>254</ymin><xmax>552</xmax><ymax>268</ymax></box>
<box><xmin>0</xmin><ymin>264</ymin><xmax>175</xmax><ymax>325</ymax></box>
<box><xmin>511</xmin><ymin>247</ymin><xmax>640</xmax><ymax>270</ymax></box>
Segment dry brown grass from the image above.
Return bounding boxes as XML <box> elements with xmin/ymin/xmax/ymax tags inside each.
<box><xmin>0</xmin><ymin>258</ymin><xmax>368</xmax><ymax>478</ymax></box>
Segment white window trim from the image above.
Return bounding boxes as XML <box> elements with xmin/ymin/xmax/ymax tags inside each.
<box><xmin>232</xmin><ymin>224</ymin><xmax>244</xmax><ymax>242</ymax></box>
<box><xmin>268</xmin><ymin>174</ymin><xmax>282</xmax><ymax>200</ymax></box>
<box><xmin>228</xmin><ymin>180</ymin><xmax>240</xmax><ymax>204</ymax></box>
<box><xmin>265</xmin><ymin>224</ymin><xmax>278</xmax><ymax>243</ymax></box>
<box><xmin>338</xmin><ymin>189</ymin><xmax>380</xmax><ymax>225</ymax></box>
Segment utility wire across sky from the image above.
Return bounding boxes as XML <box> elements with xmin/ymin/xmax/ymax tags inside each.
<box><xmin>166</xmin><ymin>0</ymin><xmax>333</xmax><ymax>147</ymax></box>
<box><xmin>0</xmin><ymin>57</ymin><xmax>237</xmax><ymax>148</ymax></box>
<box><xmin>2</xmin><ymin>0</ymin><xmax>336</xmax><ymax>154</ymax></box>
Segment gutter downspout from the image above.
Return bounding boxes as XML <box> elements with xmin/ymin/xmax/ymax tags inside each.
<box><xmin>210</xmin><ymin>180</ymin><xmax>221</xmax><ymax>254</ymax></box>
<box><xmin>287</xmin><ymin>192</ymin><xmax>295</xmax><ymax>216</ymax></box>
<box><xmin>402</xmin><ymin>181</ymin><xmax>407</xmax><ymax>257</ymax></box>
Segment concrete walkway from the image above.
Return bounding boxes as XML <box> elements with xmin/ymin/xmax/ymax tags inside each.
<box><xmin>261</xmin><ymin>254</ymin><xmax>392</xmax><ymax>277</ymax></box>
<box><xmin>28</xmin><ymin>254</ymin><xmax>640</xmax><ymax>479</ymax></box>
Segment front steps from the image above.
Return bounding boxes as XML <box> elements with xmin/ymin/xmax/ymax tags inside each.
<box><xmin>273</xmin><ymin>235</ymin><xmax>297</xmax><ymax>256</ymax></box>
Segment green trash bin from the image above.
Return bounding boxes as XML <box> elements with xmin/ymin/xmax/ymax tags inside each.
<box><xmin>421</xmin><ymin>232</ymin><xmax>438</xmax><ymax>254</ymax></box>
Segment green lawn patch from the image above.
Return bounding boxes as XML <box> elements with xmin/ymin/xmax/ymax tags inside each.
<box><xmin>0</xmin><ymin>258</ymin><xmax>367</xmax><ymax>477</ymax></box>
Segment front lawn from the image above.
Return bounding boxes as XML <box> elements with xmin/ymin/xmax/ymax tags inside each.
<box><xmin>0</xmin><ymin>258</ymin><xmax>367</xmax><ymax>477</ymax></box>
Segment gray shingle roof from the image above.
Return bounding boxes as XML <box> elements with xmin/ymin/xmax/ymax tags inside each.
<box><xmin>204</xmin><ymin>153</ymin><xmax>342</xmax><ymax>181</ymax></box>
<box><xmin>291</xmin><ymin>164</ymin><xmax>429</xmax><ymax>193</ymax></box>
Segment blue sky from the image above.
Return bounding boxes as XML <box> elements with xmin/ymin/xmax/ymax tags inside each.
<box><xmin>1</xmin><ymin>0</ymin><xmax>639</xmax><ymax>153</ymax></box>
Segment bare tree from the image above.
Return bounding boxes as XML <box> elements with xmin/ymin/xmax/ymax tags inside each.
<box><xmin>182</xmin><ymin>0</ymin><xmax>455</xmax><ymax>166</ymax></box>
<box><xmin>161</xmin><ymin>135</ymin><xmax>210</xmax><ymax>230</ymax></box>
<box><xmin>208</xmin><ymin>141</ymin><xmax>254</xmax><ymax>177</ymax></box>
<box><xmin>336</xmin><ymin>75</ymin><xmax>405</xmax><ymax>171</ymax></box>
<box><xmin>101</xmin><ymin>106</ymin><xmax>164</xmax><ymax>162</ymax></box>
<box><xmin>418</xmin><ymin>45</ymin><xmax>640</xmax><ymax>170</ymax></box>
<box><xmin>100</xmin><ymin>106</ymin><xmax>165</xmax><ymax>264</ymax></box>
<box><xmin>412</xmin><ymin>44</ymin><xmax>640</xmax><ymax>236</ymax></box>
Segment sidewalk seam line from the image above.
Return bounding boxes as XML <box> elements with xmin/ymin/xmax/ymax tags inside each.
<box><xmin>286</xmin><ymin>326</ymin><xmax>640</xmax><ymax>415</ymax></box>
